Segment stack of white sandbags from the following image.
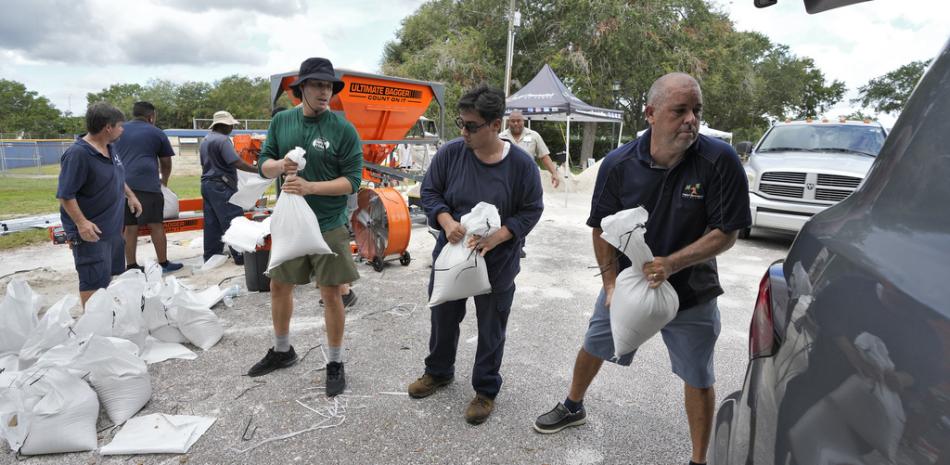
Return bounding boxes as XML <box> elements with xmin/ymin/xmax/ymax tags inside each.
<box><xmin>0</xmin><ymin>264</ymin><xmax>229</xmax><ymax>456</ymax></box>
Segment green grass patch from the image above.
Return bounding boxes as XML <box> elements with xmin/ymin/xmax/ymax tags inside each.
<box><xmin>0</xmin><ymin>164</ymin><xmax>204</xmax><ymax>220</ymax></box>
<box><xmin>5</xmin><ymin>164</ymin><xmax>62</xmax><ymax>176</ymax></box>
<box><xmin>0</xmin><ymin>228</ymin><xmax>50</xmax><ymax>250</ymax></box>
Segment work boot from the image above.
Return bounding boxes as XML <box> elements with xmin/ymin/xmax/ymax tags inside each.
<box><xmin>325</xmin><ymin>362</ymin><xmax>346</xmax><ymax>397</ymax></box>
<box><xmin>533</xmin><ymin>402</ymin><xmax>587</xmax><ymax>433</ymax></box>
<box><xmin>247</xmin><ymin>346</ymin><xmax>298</xmax><ymax>377</ymax></box>
<box><xmin>407</xmin><ymin>373</ymin><xmax>454</xmax><ymax>398</ymax></box>
<box><xmin>464</xmin><ymin>393</ymin><xmax>494</xmax><ymax>425</ymax></box>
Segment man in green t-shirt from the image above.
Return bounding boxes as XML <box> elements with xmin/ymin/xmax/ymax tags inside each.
<box><xmin>247</xmin><ymin>57</ymin><xmax>363</xmax><ymax>397</ymax></box>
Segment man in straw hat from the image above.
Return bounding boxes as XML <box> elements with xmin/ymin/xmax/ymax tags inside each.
<box><xmin>199</xmin><ymin>110</ymin><xmax>259</xmax><ymax>265</ymax></box>
<box><xmin>247</xmin><ymin>58</ymin><xmax>363</xmax><ymax>398</ymax></box>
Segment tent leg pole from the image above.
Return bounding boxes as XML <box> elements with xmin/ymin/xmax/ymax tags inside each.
<box><xmin>618</xmin><ymin>121</ymin><xmax>624</xmax><ymax>148</ymax></box>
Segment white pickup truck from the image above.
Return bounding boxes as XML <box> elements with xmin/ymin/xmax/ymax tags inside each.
<box><xmin>741</xmin><ymin>119</ymin><xmax>887</xmax><ymax>238</ymax></box>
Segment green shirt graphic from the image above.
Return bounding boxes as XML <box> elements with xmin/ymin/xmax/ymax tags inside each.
<box><xmin>259</xmin><ymin>107</ymin><xmax>363</xmax><ymax>232</ymax></box>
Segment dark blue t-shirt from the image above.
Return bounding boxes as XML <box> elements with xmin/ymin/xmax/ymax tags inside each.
<box><xmin>199</xmin><ymin>131</ymin><xmax>240</xmax><ymax>186</ymax></box>
<box><xmin>422</xmin><ymin>138</ymin><xmax>544</xmax><ymax>292</ymax></box>
<box><xmin>113</xmin><ymin>119</ymin><xmax>174</xmax><ymax>193</ymax></box>
<box><xmin>587</xmin><ymin>129</ymin><xmax>751</xmax><ymax>309</ymax></box>
<box><xmin>56</xmin><ymin>137</ymin><xmax>127</xmax><ymax>241</ymax></box>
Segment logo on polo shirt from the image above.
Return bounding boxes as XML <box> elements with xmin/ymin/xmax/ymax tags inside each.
<box><xmin>682</xmin><ymin>183</ymin><xmax>704</xmax><ymax>200</ymax></box>
<box><xmin>312</xmin><ymin>137</ymin><xmax>331</xmax><ymax>152</ymax></box>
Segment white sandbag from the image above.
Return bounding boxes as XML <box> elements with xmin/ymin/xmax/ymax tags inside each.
<box><xmin>162</xmin><ymin>277</ymin><xmax>224</xmax><ymax>350</ymax></box>
<box><xmin>222</xmin><ymin>216</ymin><xmax>271</xmax><ymax>253</ymax></box>
<box><xmin>0</xmin><ymin>278</ymin><xmax>42</xmax><ymax>353</ymax></box>
<box><xmin>143</xmin><ymin>300</ymin><xmax>188</xmax><ymax>343</ymax></box>
<box><xmin>0</xmin><ymin>387</ymin><xmax>29</xmax><ymax>453</ymax></box>
<box><xmin>176</xmin><ymin>305</ymin><xmax>223</xmax><ymax>350</ymax></box>
<box><xmin>2</xmin><ymin>367</ymin><xmax>99</xmax><ymax>455</ymax></box>
<box><xmin>600</xmin><ymin>207</ymin><xmax>679</xmax><ymax>357</ymax></box>
<box><xmin>108</xmin><ymin>272</ymin><xmax>149</xmax><ymax>350</ymax></box>
<box><xmin>429</xmin><ymin>202</ymin><xmax>501</xmax><ymax>307</ymax></box>
<box><xmin>266</xmin><ymin>147</ymin><xmax>333</xmax><ymax>271</ymax></box>
<box><xmin>0</xmin><ymin>354</ymin><xmax>18</xmax><ymax>374</ymax></box>
<box><xmin>100</xmin><ymin>413</ymin><xmax>216</xmax><ymax>455</ymax></box>
<box><xmin>73</xmin><ymin>336</ymin><xmax>151</xmax><ymax>425</ymax></box>
<box><xmin>141</xmin><ymin>262</ymin><xmax>188</xmax><ymax>343</ymax></box>
<box><xmin>31</xmin><ymin>338</ymin><xmax>82</xmax><ymax>371</ymax></box>
<box><xmin>229</xmin><ymin>170</ymin><xmax>274</xmax><ymax>209</ymax></box>
<box><xmin>139</xmin><ymin>337</ymin><xmax>196</xmax><ymax>364</ymax></box>
<box><xmin>72</xmin><ymin>289</ymin><xmax>115</xmax><ymax>338</ymax></box>
<box><xmin>161</xmin><ymin>185</ymin><xmax>179</xmax><ymax>220</ymax></box>
<box><xmin>18</xmin><ymin>295</ymin><xmax>78</xmax><ymax>370</ymax></box>
<box><xmin>106</xmin><ymin>336</ymin><xmax>142</xmax><ymax>357</ymax></box>
<box><xmin>828</xmin><ymin>332</ymin><xmax>906</xmax><ymax>462</ymax></box>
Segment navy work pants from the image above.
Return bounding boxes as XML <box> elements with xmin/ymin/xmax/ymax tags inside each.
<box><xmin>200</xmin><ymin>180</ymin><xmax>244</xmax><ymax>262</ymax></box>
<box><xmin>424</xmin><ymin>283</ymin><xmax>516</xmax><ymax>399</ymax></box>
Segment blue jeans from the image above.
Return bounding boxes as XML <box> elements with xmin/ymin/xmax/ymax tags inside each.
<box><xmin>201</xmin><ymin>180</ymin><xmax>245</xmax><ymax>262</ymax></box>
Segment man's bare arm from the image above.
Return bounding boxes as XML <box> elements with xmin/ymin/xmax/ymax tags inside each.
<box><xmin>592</xmin><ymin>227</ymin><xmax>619</xmax><ymax>307</ymax></box>
<box><xmin>642</xmin><ymin>228</ymin><xmax>738</xmax><ymax>288</ymax></box>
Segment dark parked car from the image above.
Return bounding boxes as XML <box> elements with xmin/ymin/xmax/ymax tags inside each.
<box><xmin>712</xmin><ymin>16</ymin><xmax>950</xmax><ymax>465</ymax></box>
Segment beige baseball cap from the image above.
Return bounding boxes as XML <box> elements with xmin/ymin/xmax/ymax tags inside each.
<box><xmin>208</xmin><ymin>110</ymin><xmax>241</xmax><ymax>129</ymax></box>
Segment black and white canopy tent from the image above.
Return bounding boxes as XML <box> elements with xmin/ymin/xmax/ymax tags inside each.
<box><xmin>505</xmin><ymin>64</ymin><xmax>624</xmax><ymax>163</ymax></box>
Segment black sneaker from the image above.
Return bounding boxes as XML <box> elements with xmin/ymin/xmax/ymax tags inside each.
<box><xmin>533</xmin><ymin>402</ymin><xmax>587</xmax><ymax>434</ymax></box>
<box><xmin>326</xmin><ymin>362</ymin><xmax>345</xmax><ymax>396</ymax></box>
<box><xmin>319</xmin><ymin>290</ymin><xmax>358</xmax><ymax>309</ymax></box>
<box><xmin>247</xmin><ymin>346</ymin><xmax>298</xmax><ymax>377</ymax></box>
<box><xmin>127</xmin><ymin>263</ymin><xmax>144</xmax><ymax>272</ymax></box>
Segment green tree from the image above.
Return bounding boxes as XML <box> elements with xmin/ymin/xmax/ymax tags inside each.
<box><xmin>852</xmin><ymin>59</ymin><xmax>931</xmax><ymax>115</ymax></box>
<box><xmin>0</xmin><ymin>79</ymin><xmax>66</xmax><ymax>138</ymax></box>
<box><xmin>206</xmin><ymin>75</ymin><xmax>271</xmax><ymax>125</ymax></box>
<box><xmin>382</xmin><ymin>0</ymin><xmax>847</xmax><ymax>162</ymax></box>
<box><xmin>86</xmin><ymin>83</ymin><xmax>144</xmax><ymax>118</ymax></box>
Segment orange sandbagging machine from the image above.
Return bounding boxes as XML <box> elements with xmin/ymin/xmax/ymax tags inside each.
<box><xmin>270</xmin><ymin>69</ymin><xmax>445</xmax><ymax>271</ymax></box>
<box><xmin>48</xmin><ymin>70</ymin><xmax>445</xmax><ymax>274</ymax></box>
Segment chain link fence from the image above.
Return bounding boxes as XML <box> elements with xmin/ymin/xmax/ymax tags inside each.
<box><xmin>0</xmin><ymin>138</ymin><xmax>72</xmax><ymax>174</ymax></box>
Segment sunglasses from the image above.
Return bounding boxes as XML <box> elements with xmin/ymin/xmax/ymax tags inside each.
<box><xmin>455</xmin><ymin>117</ymin><xmax>492</xmax><ymax>133</ymax></box>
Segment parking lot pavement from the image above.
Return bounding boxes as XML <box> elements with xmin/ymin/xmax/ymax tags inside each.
<box><xmin>0</xmin><ymin>193</ymin><xmax>791</xmax><ymax>465</ymax></box>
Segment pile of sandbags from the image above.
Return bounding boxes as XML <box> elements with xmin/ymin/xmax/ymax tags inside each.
<box><xmin>0</xmin><ymin>266</ymin><xmax>228</xmax><ymax>456</ymax></box>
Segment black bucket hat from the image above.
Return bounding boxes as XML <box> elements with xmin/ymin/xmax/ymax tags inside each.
<box><xmin>289</xmin><ymin>57</ymin><xmax>345</xmax><ymax>95</ymax></box>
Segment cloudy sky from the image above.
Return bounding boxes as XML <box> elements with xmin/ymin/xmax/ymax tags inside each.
<box><xmin>1</xmin><ymin>0</ymin><xmax>947</xmax><ymax>125</ymax></box>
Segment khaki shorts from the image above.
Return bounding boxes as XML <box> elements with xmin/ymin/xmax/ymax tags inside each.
<box><xmin>267</xmin><ymin>226</ymin><xmax>360</xmax><ymax>286</ymax></box>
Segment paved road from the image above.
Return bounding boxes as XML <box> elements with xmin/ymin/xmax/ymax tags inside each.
<box><xmin>1</xmin><ymin>193</ymin><xmax>792</xmax><ymax>465</ymax></box>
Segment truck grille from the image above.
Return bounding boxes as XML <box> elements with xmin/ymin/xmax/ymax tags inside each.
<box><xmin>760</xmin><ymin>184</ymin><xmax>805</xmax><ymax>198</ymax></box>
<box><xmin>817</xmin><ymin>174</ymin><xmax>862</xmax><ymax>188</ymax></box>
<box><xmin>815</xmin><ymin>188</ymin><xmax>852</xmax><ymax>202</ymax></box>
<box><xmin>761</xmin><ymin>172</ymin><xmax>807</xmax><ymax>184</ymax></box>
<box><xmin>757</xmin><ymin>171</ymin><xmax>862</xmax><ymax>204</ymax></box>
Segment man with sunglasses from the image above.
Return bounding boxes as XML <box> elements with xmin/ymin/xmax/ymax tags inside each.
<box><xmin>407</xmin><ymin>85</ymin><xmax>544</xmax><ymax>425</ymax></box>
<box><xmin>531</xmin><ymin>73</ymin><xmax>750</xmax><ymax>465</ymax></box>
<box><xmin>247</xmin><ymin>57</ymin><xmax>363</xmax><ymax>398</ymax></box>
